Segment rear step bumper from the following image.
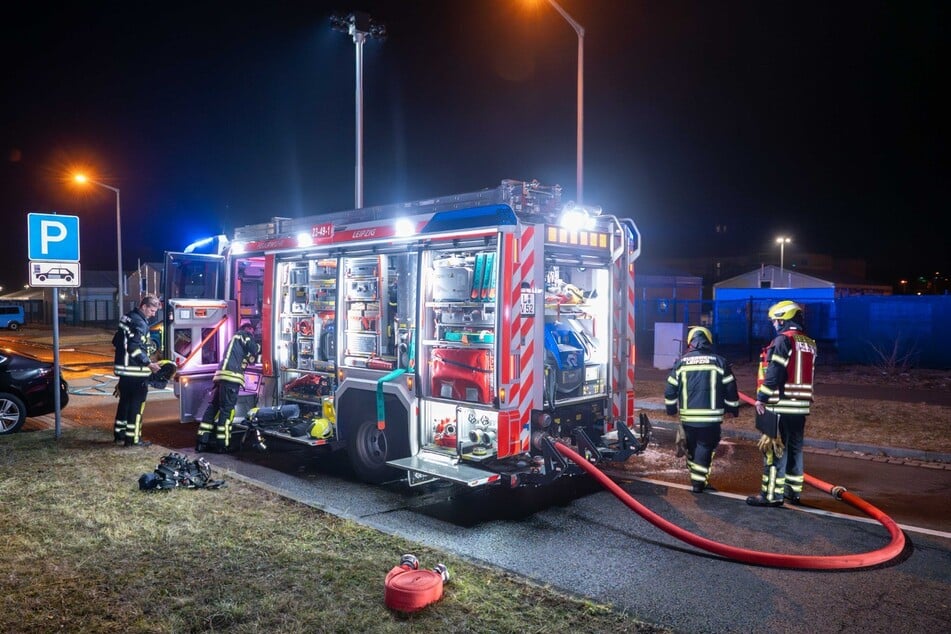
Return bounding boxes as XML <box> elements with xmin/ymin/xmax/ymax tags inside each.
<box><xmin>388</xmin><ymin>454</ymin><xmax>501</xmax><ymax>487</ymax></box>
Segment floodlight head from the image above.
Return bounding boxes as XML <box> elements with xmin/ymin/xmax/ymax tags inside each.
<box><xmin>329</xmin><ymin>13</ymin><xmax>350</xmax><ymax>33</ymax></box>
<box><xmin>369</xmin><ymin>23</ymin><xmax>387</xmax><ymax>40</ymax></box>
<box><xmin>330</xmin><ymin>11</ymin><xmax>386</xmax><ymax>40</ymax></box>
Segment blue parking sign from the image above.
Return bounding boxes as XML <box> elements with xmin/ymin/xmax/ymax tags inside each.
<box><xmin>28</xmin><ymin>213</ymin><xmax>80</xmax><ymax>262</ymax></box>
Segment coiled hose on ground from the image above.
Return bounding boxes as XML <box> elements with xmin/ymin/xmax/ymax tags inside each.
<box><xmin>553</xmin><ymin>392</ymin><xmax>907</xmax><ymax>570</ymax></box>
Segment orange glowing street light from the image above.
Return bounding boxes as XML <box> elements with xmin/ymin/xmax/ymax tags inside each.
<box><xmin>73</xmin><ymin>172</ymin><xmax>124</xmax><ymax>319</ymax></box>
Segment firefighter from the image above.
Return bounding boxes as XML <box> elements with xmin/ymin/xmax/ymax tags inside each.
<box><xmin>747</xmin><ymin>300</ymin><xmax>817</xmax><ymax>507</ymax></box>
<box><xmin>196</xmin><ymin>320</ymin><xmax>261</xmax><ymax>452</ymax></box>
<box><xmin>113</xmin><ymin>295</ymin><xmax>162</xmax><ymax>446</ymax></box>
<box><xmin>664</xmin><ymin>326</ymin><xmax>739</xmax><ymax>492</ymax></box>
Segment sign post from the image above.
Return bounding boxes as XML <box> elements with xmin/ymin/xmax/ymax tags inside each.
<box><xmin>28</xmin><ymin>213</ymin><xmax>81</xmax><ymax>439</ymax></box>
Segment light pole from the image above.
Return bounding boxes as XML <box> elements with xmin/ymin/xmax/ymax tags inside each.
<box><xmin>543</xmin><ymin>0</ymin><xmax>584</xmax><ymax>203</ymax></box>
<box><xmin>74</xmin><ymin>174</ymin><xmax>123</xmax><ymax>319</ymax></box>
<box><xmin>776</xmin><ymin>236</ymin><xmax>791</xmax><ymax>274</ymax></box>
<box><xmin>331</xmin><ymin>11</ymin><xmax>386</xmax><ymax>209</ymax></box>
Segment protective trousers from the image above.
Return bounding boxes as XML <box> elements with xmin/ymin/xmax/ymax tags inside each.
<box><xmin>759</xmin><ymin>414</ymin><xmax>806</xmax><ymax>501</ymax></box>
<box><xmin>197</xmin><ymin>381</ymin><xmax>240</xmax><ymax>451</ymax></box>
<box><xmin>683</xmin><ymin>423</ymin><xmax>721</xmax><ymax>490</ymax></box>
<box><xmin>114</xmin><ymin>376</ymin><xmax>149</xmax><ymax>444</ymax></box>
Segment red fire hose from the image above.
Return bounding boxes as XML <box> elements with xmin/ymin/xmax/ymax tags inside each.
<box><xmin>384</xmin><ymin>554</ymin><xmax>450</xmax><ymax>613</ymax></box>
<box><xmin>553</xmin><ymin>392</ymin><xmax>906</xmax><ymax>570</ymax></box>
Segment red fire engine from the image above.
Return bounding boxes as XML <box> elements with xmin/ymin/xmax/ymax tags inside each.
<box><xmin>163</xmin><ymin>180</ymin><xmax>646</xmax><ymax>488</ymax></box>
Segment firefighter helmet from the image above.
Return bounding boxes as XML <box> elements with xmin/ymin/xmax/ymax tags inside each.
<box><xmin>686</xmin><ymin>326</ymin><xmax>713</xmax><ymax>349</ymax></box>
<box><xmin>768</xmin><ymin>300</ymin><xmax>802</xmax><ymax>322</ymax></box>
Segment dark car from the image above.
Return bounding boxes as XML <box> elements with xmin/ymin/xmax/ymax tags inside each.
<box><xmin>0</xmin><ymin>350</ymin><xmax>69</xmax><ymax>434</ymax></box>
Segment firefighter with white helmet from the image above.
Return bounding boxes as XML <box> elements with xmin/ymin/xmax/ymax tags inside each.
<box><xmin>747</xmin><ymin>300</ymin><xmax>817</xmax><ymax>507</ymax></box>
<box><xmin>113</xmin><ymin>295</ymin><xmax>162</xmax><ymax>447</ymax></box>
<box><xmin>664</xmin><ymin>326</ymin><xmax>740</xmax><ymax>493</ymax></box>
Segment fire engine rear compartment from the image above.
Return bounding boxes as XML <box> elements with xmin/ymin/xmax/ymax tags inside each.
<box><xmin>166</xmin><ymin>181</ymin><xmax>643</xmax><ymax>489</ymax></box>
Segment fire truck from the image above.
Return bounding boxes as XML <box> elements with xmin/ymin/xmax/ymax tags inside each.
<box><xmin>162</xmin><ymin>179</ymin><xmax>645</xmax><ymax>488</ymax></box>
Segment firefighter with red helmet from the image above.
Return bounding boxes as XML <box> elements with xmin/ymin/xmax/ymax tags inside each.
<box><xmin>196</xmin><ymin>320</ymin><xmax>261</xmax><ymax>452</ymax></box>
<box><xmin>747</xmin><ymin>300</ymin><xmax>817</xmax><ymax>507</ymax></box>
<box><xmin>664</xmin><ymin>326</ymin><xmax>740</xmax><ymax>493</ymax></box>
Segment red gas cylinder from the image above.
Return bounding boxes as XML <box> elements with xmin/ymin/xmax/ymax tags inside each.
<box><xmin>384</xmin><ymin>554</ymin><xmax>450</xmax><ymax>613</ymax></box>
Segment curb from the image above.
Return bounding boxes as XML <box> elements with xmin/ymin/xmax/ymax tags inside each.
<box><xmin>643</xmin><ymin>417</ymin><xmax>951</xmax><ymax>468</ymax></box>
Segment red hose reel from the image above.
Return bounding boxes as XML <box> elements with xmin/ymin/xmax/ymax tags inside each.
<box><xmin>384</xmin><ymin>554</ymin><xmax>450</xmax><ymax>613</ymax></box>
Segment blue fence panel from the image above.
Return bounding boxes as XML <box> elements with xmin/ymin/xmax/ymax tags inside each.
<box><xmin>837</xmin><ymin>296</ymin><xmax>948</xmax><ymax>368</ymax></box>
<box><xmin>637</xmin><ymin>295</ymin><xmax>949</xmax><ymax>369</ymax></box>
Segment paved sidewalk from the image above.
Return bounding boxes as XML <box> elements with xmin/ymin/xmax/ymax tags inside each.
<box><xmin>635</xmin><ymin>364</ymin><xmax>951</xmax><ymax>407</ymax></box>
<box><xmin>638</xmin><ymin>399</ymin><xmax>951</xmax><ymax>468</ymax></box>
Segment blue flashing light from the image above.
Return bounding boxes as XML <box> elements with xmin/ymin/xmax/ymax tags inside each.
<box><xmin>183</xmin><ymin>234</ymin><xmax>228</xmax><ymax>255</ymax></box>
<box><xmin>420</xmin><ymin>204</ymin><xmax>517</xmax><ymax>234</ymax></box>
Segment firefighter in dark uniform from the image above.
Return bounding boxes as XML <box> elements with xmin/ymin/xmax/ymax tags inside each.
<box><xmin>196</xmin><ymin>320</ymin><xmax>261</xmax><ymax>452</ymax></box>
<box><xmin>113</xmin><ymin>295</ymin><xmax>161</xmax><ymax>446</ymax></box>
<box><xmin>747</xmin><ymin>300</ymin><xmax>817</xmax><ymax>507</ymax></box>
<box><xmin>664</xmin><ymin>326</ymin><xmax>740</xmax><ymax>492</ymax></box>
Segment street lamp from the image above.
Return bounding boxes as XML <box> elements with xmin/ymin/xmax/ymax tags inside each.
<box><xmin>776</xmin><ymin>236</ymin><xmax>792</xmax><ymax>274</ymax></box>
<box><xmin>541</xmin><ymin>0</ymin><xmax>584</xmax><ymax>203</ymax></box>
<box><xmin>331</xmin><ymin>11</ymin><xmax>386</xmax><ymax>209</ymax></box>
<box><xmin>74</xmin><ymin>174</ymin><xmax>124</xmax><ymax>319</ymax></box>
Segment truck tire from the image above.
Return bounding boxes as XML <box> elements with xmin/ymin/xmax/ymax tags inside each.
<box><xmin>0</xmin><ymin>393</ymin><xmax>27</xmax><ymax>434</ymax></box>
<box><xmin>347</xmin><ymin>417</ymin><xmax>409</xmax><ymax>484</ymax></box>
<box><xmin>8</xmin><ymin>322</ymin><xmax>20</xmax><ymax>331</ymax></box>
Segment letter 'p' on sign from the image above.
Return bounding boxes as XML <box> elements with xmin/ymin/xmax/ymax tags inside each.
<box><xmin>28</xmin><ymin>213</ymin><xmax>80</xmax><ymax>262</ymax></box>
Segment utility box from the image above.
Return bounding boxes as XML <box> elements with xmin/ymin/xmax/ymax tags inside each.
<box><xmin>653</xmin><ymin>322</ymin><xmax>685</xmax><ymax>369</ymax></box>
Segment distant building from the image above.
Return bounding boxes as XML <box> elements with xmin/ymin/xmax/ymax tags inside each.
<box><xmin>0</xmin><ymin>269</ymin><xmax>121</xmax><ymax>325</ymax></box>
<box><xmin>654</xmin><ymin>252</ymin><xmax>892</xmax><ymax>298</ymax></box>
<box><xmin>713</xmin><ymin>265</ymin><xmax>890</xmax><ymax>298</ymax></box>
<box><xmin>126</xmin><ymin>262</ymin><xmax>163</xmax><ymax>304</ymax></box>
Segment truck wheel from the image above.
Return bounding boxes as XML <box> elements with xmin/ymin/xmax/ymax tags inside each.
<box><xmin>8</xmin><ymin>322</ymin><xmax>20</xmax><ymax>331</ymax></box>
<box><xmin>347</xmin><ymin>417</ymin><xmax>408</xmax><ymax>484</ymax></box>
<box><xmin>0</xmin><ymin>393</ymin><xmax>27</xmax><ymax>434</ymax></box>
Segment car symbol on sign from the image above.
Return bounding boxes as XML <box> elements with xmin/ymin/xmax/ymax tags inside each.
<box><xmin>38</xmin><ymin>267</ymin><xmax>74</xmax><ymax>282</ymax></box>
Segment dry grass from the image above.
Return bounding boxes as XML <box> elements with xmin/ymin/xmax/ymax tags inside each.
<box><xmin>636</xmin><ymin>363</ymin><xmax>951</xmax><ymax>454</ymax></box>
<box><xmin>0</xmin><ymin>429</ymin><xmax>667</xmax><ymax>634</ymax></box>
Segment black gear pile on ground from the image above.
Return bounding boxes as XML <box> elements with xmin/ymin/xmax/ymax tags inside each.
<box><xmin>138</xmin><ymin>453</ymin><xmax>225</xmax><ymax>491</ymax></box>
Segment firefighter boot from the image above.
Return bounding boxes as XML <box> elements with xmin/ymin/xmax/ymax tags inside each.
<box><xmin>746</xmin><ymin>494</ymin><xmax>783</xmax><ymax>508</ymax></box>
<box><xmin>196</xmin><ymin>432</ymin><xmax>212</xmax><ymax>453</ymax></box>
<box><xmin>784</xmin><ymin>491</ymin><xmax>803</xmax><ymax>505</ymax></box>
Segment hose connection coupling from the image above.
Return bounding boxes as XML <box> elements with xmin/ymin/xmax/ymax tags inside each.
<box><xmin>399</xmin><ymin>554</ymin><xmax>419</xmax><ymax>570</ymax></box>
<box><xmin>831</xmin><ymin>485</ymin><xmax>848</xmax><ymax>500</ymax></box>
<box><xmin>432</xmin><ymin>563</ymin><xmax>450</xmax><ymax>584</ymax></box>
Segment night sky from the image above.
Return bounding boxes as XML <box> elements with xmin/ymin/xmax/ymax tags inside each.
<box><xmin>2</xmin><ymin>1</ymin><xmax>947</xmax><ymax>292</ymax></box>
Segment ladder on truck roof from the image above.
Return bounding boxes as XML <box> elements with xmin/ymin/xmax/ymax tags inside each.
<box><xmin>232</xmin><ymin>180</ymin><xmax>563</xmax><ymax>243</ymax></box>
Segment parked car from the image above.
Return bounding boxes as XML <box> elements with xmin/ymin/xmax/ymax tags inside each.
<box><xmin>0</xmin><ymin>350</ymin><xmax>69</xmax><ymax>434</ymax></box>
<box><xmin>0</xmin><ymin>304</ymin><xmax>25</xmax><ymax>330</ymax></box>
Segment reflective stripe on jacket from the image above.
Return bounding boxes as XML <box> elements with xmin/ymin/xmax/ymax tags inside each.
<box><xmin>113</xmin><ymin>308</ymin><xmax>152</xmax><ymax>377</ymax></box>
<box><xmin>756</xmin><ymin>325</ymin><xmax>817</xmax><ymax>415</ymax></box>
<box><xmin>213</xmin><ymin>331</ymin><xmax>261</xmax><ymax>386</ymax></box>
<box><xmin>664</xmin><ymin>348</ymin><xmax>740</xmax><ymax>424</ymax></box>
